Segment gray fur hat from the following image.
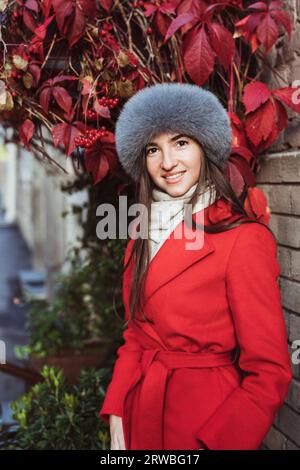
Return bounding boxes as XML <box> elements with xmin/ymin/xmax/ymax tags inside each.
<box><xmin>115</xmin><ymin>82</ymin><xmax>232</xmax><ymax>182</ymax></box>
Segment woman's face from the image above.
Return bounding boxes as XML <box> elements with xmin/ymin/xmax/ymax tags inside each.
<box><xmin>145</xmin><ymin>131</ymin><xmax>203</xmax><ymax>196</ymax></box>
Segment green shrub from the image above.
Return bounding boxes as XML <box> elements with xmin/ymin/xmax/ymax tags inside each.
<box><xmin>15</xmin><ymin>239</ymin><xmax>126</xmax><ymax>359</ymax></box>
<box><xmin>1</xmin><ymin>365</ymin><xmax>111</xmax><ymax>450</ymax></box>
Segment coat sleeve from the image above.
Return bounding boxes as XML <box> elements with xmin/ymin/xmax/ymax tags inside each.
<box><xmin>195</xmin><ymin>223</ymin><xmax>293</xmax><ymax>450</ymax></box>
<box><xmin>99</xmin><ymin>240</ymin><xmax>142</xmax><ymax>424</ymax></box>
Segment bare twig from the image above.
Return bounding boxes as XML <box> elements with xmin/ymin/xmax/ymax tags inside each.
<box><xmin>41</xmin><ymin>34</ymin><xmax>57</xmax><ymax>70</ymax></box>
<box><xmin>114</xmin><ymin>0</ymin><xmax>134</xmax><ymax>52</ymax></box>
<box><xmin>30</xmin><ymin>139</ymin><xmax>69</xmax><ymax>174</ymax></box>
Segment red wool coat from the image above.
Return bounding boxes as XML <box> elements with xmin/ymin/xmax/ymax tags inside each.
<box><xmin>99</xmin><ymin>200</ymin><xmax>293</xmax><ymax>450</ymax></box>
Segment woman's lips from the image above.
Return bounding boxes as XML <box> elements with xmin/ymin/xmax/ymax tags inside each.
<box><xmin>163</xmin><ymin>171</ymin><xmax>186</xmax><ymax>184</ymax></box>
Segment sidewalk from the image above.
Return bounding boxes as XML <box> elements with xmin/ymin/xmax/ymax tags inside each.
<box><xmin>0</xmin><ymin>207</ymin><xmax>32</xmax><ymax>425</ymax></box>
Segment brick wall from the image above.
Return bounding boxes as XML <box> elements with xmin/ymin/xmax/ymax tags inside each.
<box><xmin>254</xmin><ymin>0</ymin><xmax>300</xmax><ymax>450</ymax></box>
<box><xmin>256</xmin><ymin>152</ymin><xmax>300</xmax><ymax>450</ymax></box>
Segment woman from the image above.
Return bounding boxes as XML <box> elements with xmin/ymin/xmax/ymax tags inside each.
<box><xmin>99</xmin><ymin>83</ymin><xmax>292</xmax><ymax>450</ymax></box>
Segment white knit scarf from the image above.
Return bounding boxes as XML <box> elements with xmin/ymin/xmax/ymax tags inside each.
<box><xmin>149</xmin><ymin>181</ymin><xmax>217</xmax><ymax>261</ymax></box>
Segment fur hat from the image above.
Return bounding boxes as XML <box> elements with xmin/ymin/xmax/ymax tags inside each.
<box><xmin>115</xmin><ymin>82</ymin><xmax>232</xmax><ymax>182</ymax></box>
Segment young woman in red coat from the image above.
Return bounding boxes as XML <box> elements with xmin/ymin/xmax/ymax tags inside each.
<box><xmin>99</xmin><ymin>83</ymin><xmax>293</xmax><ymax>450</ymax></box>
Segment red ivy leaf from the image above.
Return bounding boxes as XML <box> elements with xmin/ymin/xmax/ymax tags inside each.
<box><xmin>34</xmin><ymin>15</ymin><xmax>55</xmax><ymax>40</ymax></box>
<box><xmin>93</xmin><ymin>99</ymin><xmax>111</xmax><ymax>118</ymax></box>
<box><xmin>23</xmin><ymin>9</ymin><xmax>38</xmax><ymax>32</ymax></box>
<box><xmin>25</xmin><ymin>0</ymin><xmax>39</xmax><ymax>13</ymax></box>
<box><xmin>28</xmin><ymin>64</ymin><xmax>41</xmax><ymax>86</ymax></box>
<box><xmin>183</xmin><ymin>25</ymin><xmax>215</xmax><ymax>86</ymax></box>
<box><xmin>166</xmin><ymin>2</ymin><xmax>236</xmax><ymax>83</ymax></box>
<box><xmin>52</xmin><ymin>86</ymin><xmax>73</xmax><ymax>115</ymax></box>
<box><xmin>244</xmin><ymin>187</ymin><xmax>270</xmax><ymax>224</ymax></box>
<box><xmin>272</xmin><ymin>86</ymin><xmax>300</xmax><ymax>114</ymax></box>
<box><xmin>245</xmin><ymin>99</ymin><xmax>276</xmax><ymax>146</ymax></box>
<box><xmin>39</xmin><ymin>87</ymin><xmax>52</xmax><ymax>113</ymax></box>
<box><xmin>229</xmin><ymin>111</ymin><xmax>248</xmax><ymax>148</ymax></box>
<box><xmin>38</xmin><ymin>75</ymin><xmax>77</xmax><ymax>91</ymax></box>
<box><xmin>28</xmin><ymin>39</ymin><xmax>44</xmax><ymax>62</ymax></box>
<box><xmin>154</xmin><ymin>11</ymin><xmax>173</xmax><ymax>37</ymax></box>
<box><xmin>235</xmin><ymin>0</ymin><xmax>292</xmax><ymax>53</ymax></box>
<box><xmin>40</xmin><ymin>0</ymin><xmax>52</xmax><ymax>18</ymax></box>
<box><xmin>52</xmin><ymin>0</ymin><xmax>73</xmax><ymax>34</ymax></box>
<box><xmin>68</xmin><ymin>2</ymin><xmax>86</xmax><ymax>47</ymax></box>
<box><xmin>256</xmin><ymin>11</ymin><xmax>279</xmax><ymax>53</ymax></box>
<box><xmin>52</xmin><ymin>0</ymin><xmax>96</xmax><ymax>47</ymax></box>
<box><xmin>207</xmin><ymin>22</ymin><xmax>235</xmax><ymax>70</ymax></box>
<box><xmin>86</xmin><ymin>153</ymin><xmax>110</xmax><ymax>185</ymax></box>
<box><xmin>98</xmin><ymin>0</ymin><xmax>113</xmax><ymax>12</ymax></box>
<box><xmin>225</xmin><ymin>160</ymin><xmax>245</xmax><ymax>196</ymax></box>
<box><xmin>242</xmin><ymin>82</ymin><xmax>300</xmax><ymax>151</ymax></box>
<box><xmin>85</xmin><ymin>132</ymin><xmax>118</xmax><ymax>184</ymax></box>
<box><xmin>38</xmin><ymin>76</ymin><xmax>76</xmax><ymax>114</ymax></box>
<box><xmin>78</xmin><ymin>0</ymin><xmax>97</xmax><ymax>17</ymax></box>
<box><xmin>143</xmin><ymin>4</ymin><xmax>158</xmax><ymax>16</ymax></box>
<box><xmin>19</xmin><ymin>119</ymin><xmax>35</xmax><ymax>149</ymax></box>
<box><xmin>164</xmin><ymin>12</ymin><xmax>198</xmax><ymax>43</ymax></box>
<box><xmin>235</xmin><ymin>13</ymin><xmax>262</xmax><ymax>52</ymax></box>
<box><xmin>242</xmin><ymin>81</ymin><xmax>271</xmax><ymax>114</ymax></box>
<box><xmin>52</xmin><ymin>123</ymin><xmax>82</xmax><ymax>156</ymax></box>
<box><xmin>229</xmin><ymin>151</ymin><xmax>256</xmax><ymax>187</ymax></box>
<box><xmin>143</xmin><ymin>0</ymin><xmax>177</xmax><ymax>36</ymax></box>
<box><xmin>270</xmin><ymin>5</ymin><xmax>292</xmax><ymax>37</ymax></box>
<box><xmin>52</xmin><ymin>75</ymin><xmax>77</xmax><ymax>85</ymax></box>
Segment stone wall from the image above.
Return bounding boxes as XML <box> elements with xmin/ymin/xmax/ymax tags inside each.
<box><xmin>16</xmin><ymin>140</ymin><xmax>88</xmax><ymax>301</ymax></box>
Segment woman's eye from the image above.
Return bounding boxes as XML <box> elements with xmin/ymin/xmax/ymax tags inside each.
<box><xmin>177</xmin><ymin>140</ymin><xmax>188</xmax><ymax>147</ymax></box>
<box><xmin>146</xmin><ymin>140</ymin><xmax>188</xmax><ymax>155</ymax></box>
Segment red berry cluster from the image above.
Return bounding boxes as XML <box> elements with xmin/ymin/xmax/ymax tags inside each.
<box><xmin>84</xmin><ymin>96</ymin><xmax>119</xmax><ymax>120</ymax></box>
<box><xmin>98</xmin><ymin>21</ymin><xmax>113</xmax><ymax>36</ymax></box>
<box><xmin>98</xmin><ymin>22</ymin><xmax>118</xmax><ymax>48</ymax></box>
<box><xmin>86</xmin><ymin>109</ymin><xmax>98</xmax><ymax>120</ymax></box>
<box><xmin>98</xmin><ymin>96</ymin><xmax>119</xmax><ymax>109</ymax></box>
<box><xmin>74</xmin><ymin>127</ymin><xmax>109</xmax><ymax>149</ymax></box>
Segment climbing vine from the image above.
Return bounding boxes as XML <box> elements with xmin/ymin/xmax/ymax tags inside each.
<box><xmin>0</xmin><ymin>0</ymin><xmax>299</xmax><ymax>220</ymax></box>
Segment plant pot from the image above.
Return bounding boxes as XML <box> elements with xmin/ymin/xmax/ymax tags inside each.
<box><xmin>26</xmin><ymin>340</ymin><xmax>112</xmax><ymax>384</ymax></box>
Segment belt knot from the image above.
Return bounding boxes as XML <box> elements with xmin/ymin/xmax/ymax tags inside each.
<box><xmin>140</xmin><ymin>348</ymin><xmax>162</xmax><ymax>376</ymax></box>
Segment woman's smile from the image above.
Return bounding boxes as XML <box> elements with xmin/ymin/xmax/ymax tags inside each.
<box><xmin>163</xmin><ymin>170</ymin><xmax>186</xmax><ymax>184</ymax></box>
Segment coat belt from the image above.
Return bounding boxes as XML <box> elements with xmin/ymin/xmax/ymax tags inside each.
<box><xmin>122</xmin><ymin>346</ymin><xmax>239</xmax><ymax>449</ymax></box>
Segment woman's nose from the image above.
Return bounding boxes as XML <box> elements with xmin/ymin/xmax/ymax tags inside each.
<box><xmin>161</xmin><ymin>150</ymin><xmax>177</xmax><ymax>169</ymax></box>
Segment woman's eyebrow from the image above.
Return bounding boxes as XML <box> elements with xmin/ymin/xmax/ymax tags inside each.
<box><xmin>146</xmin><ymin>134</ymin><xmax>188</xmax><ymax>148</ymax></box>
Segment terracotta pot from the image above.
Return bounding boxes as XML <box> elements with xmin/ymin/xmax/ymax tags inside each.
<box><xmin>27</xmin><ymin>340</ymin><xmax>111</xmax><ymax>384</ymax></box>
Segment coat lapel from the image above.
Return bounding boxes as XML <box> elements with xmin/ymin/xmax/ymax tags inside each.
<box><xmin>143</xmin><ymin>214</ymin><xmax>215</xmax><ymax>301</ymax></box>
<box><xmin>123</xmin><ymin>209</ymin><xmax>215</xmax><ymax>306</ymax></box>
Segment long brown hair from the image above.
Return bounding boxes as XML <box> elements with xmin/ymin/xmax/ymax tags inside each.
<box><xmin>124</xmin><ymin>140</ymin><xmax>275</xmax><ymax>323</ymax></box>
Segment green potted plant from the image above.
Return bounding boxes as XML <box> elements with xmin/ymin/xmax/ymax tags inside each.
<box><xmin>15</xmin><ymin>240</ymin><xmax>126</xmax><ymax>383</ymax></box>
<box><xmin>0</xmin><ymin>365</ymin><xmax>111</xmax><ymax>450</ymax></box>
